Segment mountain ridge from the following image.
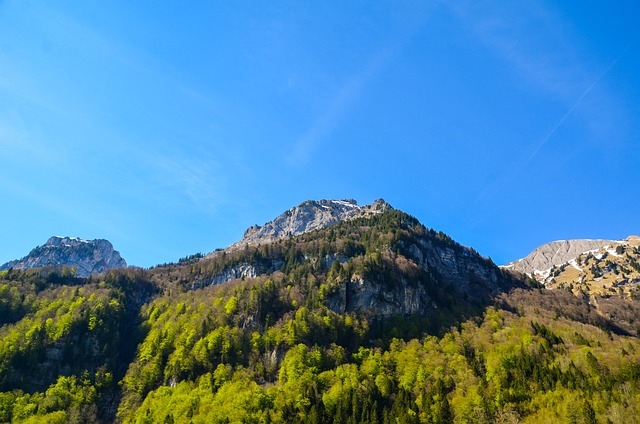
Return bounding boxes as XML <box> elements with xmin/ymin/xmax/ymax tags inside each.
<box><xmin>503</xmin><ymin>235</ymin><xmax>640</xmax><ymax>300</ymax></box>
<box><xmin>209</xmin><ymin>198</ymin><xmax>392</xmax><ymax>257</ymax></box>
<box><xmin>503</xmin><ymin>238</ymin><xmax>615</xmax><ymax>274</ymax></box>
<box><xmin>0</xmin><ymin>236</ymin><xmax>127</xmax><ymax>277</ymax></box>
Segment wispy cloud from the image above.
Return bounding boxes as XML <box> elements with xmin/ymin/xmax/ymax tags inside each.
<box><xmin>285</xmin><ymin>4</ymin><xmax>433</xmax><ymax>167</ymax></box>
<box><xmin>447</xmin><ymin>2</ymin><xmax>590</xmax><ymax>102</ymax></box>
<box><xmin>445</xmin><ymin>1</ymin><xmax>627</xmax><ymax>201</ymax></box>
<box><xmin>476</xmin><ymin>48</ymin><xmax>627</xmax><ymax>203</ymax></box>
<box><xmin>524</xmin><ymin>48</ymin><xmax>628</xmax><ymax>164</ymax></box>
<box><xmin>0</xmin><ymin>2</ymin><xmax>237</xmax><ymax>216</ymax></box>
<box><xmin>285</xmin><ymin>47</ymin><xmax>395</xmax><ymax>166</ymax></box>
<box><xmin>152</xmin><ymin>154</ymin><xmax>226</xmax><ymax>212</ymax></box>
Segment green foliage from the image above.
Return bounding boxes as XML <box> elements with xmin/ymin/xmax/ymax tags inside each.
<box><xmin>0</xmin><ymin>268</ymin><xmax>155</xmax><ymax>422</ymax></box>
<box><xmin>2</xmin><ymin>211</ymin><xmax>640</xmax><ymax>423</ymax></box>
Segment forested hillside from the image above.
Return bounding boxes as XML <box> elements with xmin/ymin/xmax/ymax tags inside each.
<box><xmin>0</xmin><ymin>211</ymin><xmax>639</xmax><ymax>423</ymax></box>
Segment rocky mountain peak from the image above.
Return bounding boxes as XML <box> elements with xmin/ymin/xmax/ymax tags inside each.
<box><xmin>221</xmin><ymin>198</ymin><xmax>393</xmax><ymax>253</ymax></box>
<box><xmin>1</xmin><ymin>236</ymin><xmax>127</xmax><ymax>277</ymax></box>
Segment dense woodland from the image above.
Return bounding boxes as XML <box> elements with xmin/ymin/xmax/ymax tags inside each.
<box><xmin>1</xmin><ymin>211</ymin><xmax>639</xmax><ymax>423</ymax></box>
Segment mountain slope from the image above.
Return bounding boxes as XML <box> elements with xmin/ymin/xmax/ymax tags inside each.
<box><xmin>528</xmin><ymin>236</ymin><xmax>640</xmax><ymax>289</ymax></box>
<box><xmin>0</xmin><ymin>236</ymin><xmax>127</xmax><ymax>277</ymax></box>
<box><xmin>180</xmin><ymin>208</ymin><xmax>521</xmax><ymax>316</ymax></box>
<box><xmin>504</xmin><ymin>236</ymin><xmax>640</xmax><ymax>291</ymax></box>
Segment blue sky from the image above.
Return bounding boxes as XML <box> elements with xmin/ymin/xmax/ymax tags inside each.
<box><xmin>1</xmin><ymin>1</ymin><xmax>638</xmax><ymax>268</ymax></box>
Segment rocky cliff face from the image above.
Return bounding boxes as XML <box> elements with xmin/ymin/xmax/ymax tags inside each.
<box><xmin>326</xmin><ymin>271</ymin><xmax>435</xmax><ymax>317</ymax></box>
<box><xmin>326</xmin><ymin>232</ymin><xmax>516</xmax><ymax>316</ymax></box>
<box><xmin>1</xmin><ymin>236</ymin><xmax>127</xmax><ymax>277</ymax></box>
<box><xmin>218</xmin><ymin>198</ymin><xmax>392</xmax><ymax>254</ymax></box>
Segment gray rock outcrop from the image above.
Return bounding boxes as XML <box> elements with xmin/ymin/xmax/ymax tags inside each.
<box><xmin>0</xmin><ymin>236</ymin><xmax>127</xmax><ymax>277</ymax></box>
<box><xmin>214</xmin><ymin>198</ymin><xmax>392</xmax><ymax>255</ymax></box>
<box><xmin>504</xmin><ymin>239</ymin><xmax>614</xmax><ymax>274</ymax></box>
<box><xmin>326</xmin><ymin>232</ymin><xmax>516</xmax><ymax>316</ymax></box>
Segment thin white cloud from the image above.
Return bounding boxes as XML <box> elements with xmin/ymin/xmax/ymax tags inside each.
<box><xmin>445</xmin><ymin>1</ymin><xmax>627</xmax><ymax>201</ymax></box>
<box><xmin>524</xmin><ymin>48</ymin><xmax>628</xmax><ymax>164</ymax></box>
<box><xmin>0</xmin><ymin>2</ymin><xmax>239</xmax><ymax>217</ymax></box>
<box><xmin>126</xmin><ymin>143</ymin><xmax>230</xmax><ymax>215</ymax></box>
<box><xmin>285</xmin><ymin>4</ymin><xmax>433</xmax><ymax>167</ymax></box>
<box><xmin>285</xmin><ymin>47</ymin><xmax>395</xmax><ymax>166</ymax></box>
<box><xmin>447</xmin><ymin>1</ymin><xmax>591</xmax><ymax>101</ymax></box>
<box><xmin>475</xmin><ymin>48</ymin><xmax>627</xmax><ymax>204</ymax></box>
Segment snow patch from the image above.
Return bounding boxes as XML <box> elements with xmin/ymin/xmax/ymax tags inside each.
<box><xmin>533</xmin><ymin>267</ymin><xmax>552</xmax><ymax>282</ymax></box>
<box><xmin>568</xmin><ymin>259</ymin><xmax>582</xmax><ymax>272</ymax></box>
<box><xmin>331</xmin><ymin>200</ymin><xmax>359</xmax><ymax>208</ymax></box>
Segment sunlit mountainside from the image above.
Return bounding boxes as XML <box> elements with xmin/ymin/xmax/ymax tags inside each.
<box><xmin>0</xmin><ymin>200</ymin><xmax>638</xmax><ymax>423</ymax></box>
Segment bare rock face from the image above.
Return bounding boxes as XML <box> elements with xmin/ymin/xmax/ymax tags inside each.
<box><xmin>504</xmin><ymin>239</ymin><xmax>614</xmax><ymax>274</ymax></box>
<box><xmin>326</xmin><ymin>273</ymin><xmax>436</xmax><ymax>317</ymax></box>
<box><xmin>190</xmin><ymin>263</ymin><xmax>261</xmax><ymax>289</ymax></box>
<box><xmin>218</xmin><ymin>198</ymin><xmax>392</xmax><ymax>253</ymax></box>
<box><xmin>0</xmin><ymin>236</ymin><xmax>127</xmax><ymax>277</ymax></box>
<box><xmin>326</xmin><ymin>230</ymin><xmax>518</xmax><ymax>317</ymax></box>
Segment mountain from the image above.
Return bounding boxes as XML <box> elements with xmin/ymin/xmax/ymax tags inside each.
<box><xmin>503</xmin><ymin>238</ymin><xmax>614</xmax><ymax>274</ymax></box>
<box><xmin>0</xmin><ymin>236</ymin><xmax>127</xmax><ymax>277</ymax></box>
<box><xmin>507</xmin><ymin>235</ymin><xmax>640</xmax><ymax>291</ymax></box>
<box><xmin>1</xmin><ymin>201</ymin><xmax>640</xmax><ymax>423</ymax></box>
<box><xmin>216</xmin><ymin>198</ymin><xmax>392</xmax><ymax>254</ymax></box>
<box><xmin>194</xmin><ymin>206</ymin><xmax>521</xmax><ymax>317</ymax></box>
<box><xmin>198</xmin><ymin>199</ymin><xmax>517</xmax><ymax>316</ymax></box>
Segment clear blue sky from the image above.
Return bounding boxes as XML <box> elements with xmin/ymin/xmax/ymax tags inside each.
<box><xmin>1</xmin><ymin>1</ymin><xmax>638</xmax><ymax>268</ymax></box>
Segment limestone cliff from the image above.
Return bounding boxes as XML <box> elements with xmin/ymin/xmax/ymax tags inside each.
<box><xmin>1</xmin><ymin>236</ymin><xmax>127</xmax><ymax>277</ymax></box>
<box><xmin>215</xmin><ymin>198</ymin><xmax>392</xmax><ymax>255</ymax></box>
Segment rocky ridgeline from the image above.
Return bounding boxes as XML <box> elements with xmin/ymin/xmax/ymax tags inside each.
<box><xmin>503</xmin><ymin>236</ymin><xmax>640</xmax><ymax>297</ymax></box>
<box><xmin>504</xmin><ymin>239</ymin><xmax>614</xmax><ymax>274</ymax></box>
<box><xmin>214</xmin><ymin>198</ymin><xmax>392</xmax><ymax>255</ymax></box>
<box><xmin>1</xmin><ymin>236</ymin><xmax>127</xmax><ymax>277</ymax></box>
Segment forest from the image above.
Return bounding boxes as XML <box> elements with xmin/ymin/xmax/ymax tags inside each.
<box><xmin>0</xmin><ymin>211</ymin><xmax>639</xmax><ymax>423</ymax></box>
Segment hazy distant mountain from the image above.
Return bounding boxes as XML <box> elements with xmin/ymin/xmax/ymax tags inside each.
<box><xmin>0</xmin><ymin>236</ymin><xmax>127</xmax><ymax>277</ymax></box>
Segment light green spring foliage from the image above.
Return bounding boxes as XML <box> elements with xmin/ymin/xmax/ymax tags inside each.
<box><xmin>0</xmin><ymin>268</ymin><xmax>152</xmax><ymax>423</ymax></box>
<box><xmin>118</xmin><ymin>299</ymin><xmax>640</xmax><ymax>423</ymax></box>
<box><xmin>1</xmin><ymin>212</ymin><xmax>640</xmax><ymax>423</ymax></box>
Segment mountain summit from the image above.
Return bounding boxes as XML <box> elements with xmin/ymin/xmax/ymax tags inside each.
<box><xmin>219</xmin><ymin>198</ymin><xmax>392</xmax><ymax>253</ymax></box>
<box><xmin>0</xmin><ymin>236</ymin><xmax>127</xmax><ymax>277</ymax></box>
